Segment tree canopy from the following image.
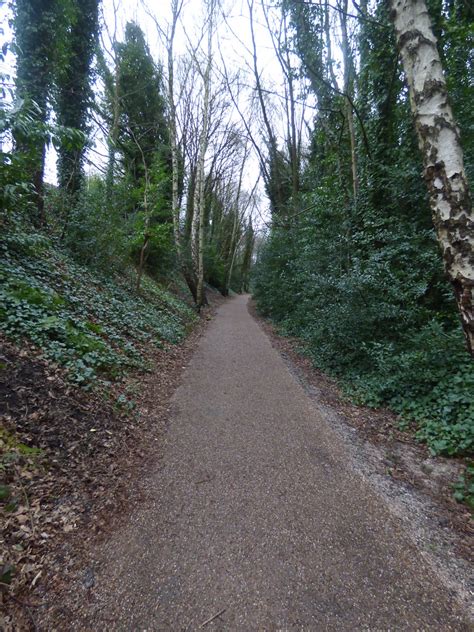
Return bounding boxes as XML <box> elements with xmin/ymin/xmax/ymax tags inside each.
<box><xmin>1</xmin><ymin>0</ymin><xmax>473</xmax><ymax>457</ymax></box>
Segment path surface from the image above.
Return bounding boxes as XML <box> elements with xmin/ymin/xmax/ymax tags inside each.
<box><xmin>75</xmin><ymin>295</ymin><xmax>468</xmax><ymax>630</ymax></box>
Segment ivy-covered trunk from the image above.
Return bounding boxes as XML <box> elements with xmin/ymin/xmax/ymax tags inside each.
<box><xmin>56</xmin><ymin>0</ymin><xmax>99</xmax><ymax>195</ymax></box>
<box><xmin>13</xmin><ymin>0</ymin><xmax>57</xmax><ymax>224</ymax></box>
<box><xmin>390</xmin><ymin>0</ymin><xmax>474</xmax><ymax>354</ymax></box>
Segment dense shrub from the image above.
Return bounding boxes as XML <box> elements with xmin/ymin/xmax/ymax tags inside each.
<box><xmin>254</xmin><ymin>178</ymin><xmax>474</xmax><ymax>458</ymax></box>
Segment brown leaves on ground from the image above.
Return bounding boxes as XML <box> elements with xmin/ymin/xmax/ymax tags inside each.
<box><xmin>0</xmin><ymin>304</ymin><xmax>212</xmax><ymax>631</ymax></box>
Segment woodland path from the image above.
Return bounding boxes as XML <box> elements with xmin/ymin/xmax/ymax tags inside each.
<box><xmin>72</xmin><ymin>295</ymin><xmax>468</xmax><ymax>631</ymax></box>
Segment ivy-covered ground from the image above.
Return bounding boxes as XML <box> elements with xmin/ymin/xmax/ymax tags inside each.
<box><xmin>0</xmin><ymin>230</ymin><xmax>197</xmax><ymax>387</ymax></box>
<box><xmin>249</xmin><ymin>300</ymin><xmax>473</xmax><ymax>560</ymax></box>
<box><xmin>0</xmin><ymin>228</ymin><xmax>202</xmax><ymax>628</ymax></box>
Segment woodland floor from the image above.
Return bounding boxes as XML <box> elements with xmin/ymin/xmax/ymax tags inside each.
<box><xmin>2</xmin><ymin>294</ymin><xmax>473</xmax><ymax>630</ymax></box>
<box><xmin>0</xmin><ymin>294</ymin><xmax>220</xmax><ymax>631</ymax></box>
<box><xmin>17</xmin><ymin>297</ymin><xmax>470</xmax><ymax>631</ymax></box>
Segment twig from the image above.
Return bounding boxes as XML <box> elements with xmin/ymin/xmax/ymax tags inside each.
<box><xmin>15</xmin><ymin>466</ymin><xmax>37</xmax><ymax>537</ymax></box>
<box><xmin>4</xmin><ymin>592</ymin><xmax>43</xmax><ymax>609</ymax></box>
<box><xmin>199</xmin><ymin>608</ymin><xmax>226</xmax><ymax>628</ymax></box>
<box><xmin>195</xmin><ymin>475</ymin><xmax>215</xmax><ymax>484</ymax></box>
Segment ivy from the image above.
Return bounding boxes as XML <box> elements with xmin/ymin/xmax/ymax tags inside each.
<box><xmin>0</xmin><ymin>228</ymin><xmax>197</xmax><ymax>386</ymax></box>
<box><xmin>254</xmin><ymin>169</ymin><xmax>474</xmax><ymax>458</ymax></box>
<box><xmin>453</xmin><ymin>464</ymin><xmax>474</xmax><ymax>510</ymax></box>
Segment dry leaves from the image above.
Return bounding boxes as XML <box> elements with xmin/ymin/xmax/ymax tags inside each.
<box><xmin>0</xmin><ymin>304</ymin><xmax>214</xmax><ymax>629</ymax></box>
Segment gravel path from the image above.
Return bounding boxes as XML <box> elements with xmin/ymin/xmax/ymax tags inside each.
<box><xmin>74</xmin><ymin>295</ymin><xmax>469</xmax><ymax>631</ymax></box>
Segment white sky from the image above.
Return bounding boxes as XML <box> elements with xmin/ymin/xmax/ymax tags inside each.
<box><xmin>1</xmin><ymin>0</ymin><xmax>350</xmax><ymax>228</ymax></box>
<box><xmin>95</xmin><ymin>0</ymin><xmax>304</xmax><ymax>227</ymax></box>
<box><xmin>0</xmin><ymin>1</ymin><xmax>14</xmax><ymax>106</ymax></box>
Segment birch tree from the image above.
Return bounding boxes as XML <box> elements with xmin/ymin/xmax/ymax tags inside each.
<box><xmin>390</xmin><ymin>0</ymin><xmax>474</xmax><ymax>354</ymax></box>
<box><xmin>191</xmin><ymin>0</ymin><xmax>216</xmax><ymax>308</ymax></box>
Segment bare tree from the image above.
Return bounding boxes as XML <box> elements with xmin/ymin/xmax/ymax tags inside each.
<box><xmin>143</xmin><ymin>0</ymin><xmax>184</xmax><ymax>258</ymax></box>
<box><xmin>261</xmin><ymin>1</ymin><xmax>302</xmax><ymax>203</ymax></box>
<box><xmin>190</xmin><ymin>0</ymin><xmax>217</xmax><ymax>308</ymax></box>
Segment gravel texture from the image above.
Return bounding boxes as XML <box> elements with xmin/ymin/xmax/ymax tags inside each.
<box><xmin>68</xmin><ymin>295</ymin><xmax>470</xmax><ymax>630</ymax></box>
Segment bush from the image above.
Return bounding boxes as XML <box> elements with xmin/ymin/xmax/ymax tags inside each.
<box><xmin>253</xmin><ymin>174</ymin><xmax>474</xmax><ymax>458</ymax></box>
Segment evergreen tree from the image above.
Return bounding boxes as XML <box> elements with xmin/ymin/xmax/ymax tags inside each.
<box><xmin>55</xmin><ymin>0</ymin><xmax>99</xmax><ymax>195</ymax></box>
<box><xmin>115</xmin><ymin>22</ymin><xmax>170</xmax><ymax>192</ymax></box>
<box><xmin>13</xmin><ymin>0</ymin><xmax>60</xmax><ymax>222</ymax></box>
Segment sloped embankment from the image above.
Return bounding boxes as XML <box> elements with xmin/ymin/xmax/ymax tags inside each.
<box><xmin>0</xmin><ymin>231</ymin><xmax>199</xmax><ymax>628</ymax></box>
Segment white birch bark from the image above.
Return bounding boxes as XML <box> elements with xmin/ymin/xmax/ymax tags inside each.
<box><xmin>390</xmin><ymin>0</ymin><xmax>474</xmax><ymax>354</ymax></box>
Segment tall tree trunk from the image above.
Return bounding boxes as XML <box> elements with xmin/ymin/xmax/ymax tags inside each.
<box><xmin>133</xmin><ymin>134</ymin><xmax>151</xmax><ymax>292</ymax></box>
<box><xmin>167</xmin><ymin>0</ymin><xmax>183</xmax><ymax>262</ymax></box>
<box><xmin>191</xmin><ymin>127</ymin><xmax>207</xmax><ymax>307</ymax></box>
<box><xmin>240</xmin><ymin>221</ymin><xmax>255</xmax><ymax>293</ymax></box>
<box><xmin>14</xmin><ymin>0</ymin><xmax>57</xmax><ymax>225</ymax></box>
<box><xmin>56</xmin><ymin>0</ymin><xmax>98</xmax><ymax>197</ymax></box>
<box><xmin>33</xmin><ymin>146</ymin><xmax>46</xmax><ymax>226</ymax></box>
<box><xmin>280</xmin><ymin>8</ymin><xmax>300</xmax><ymax>203</ymax></box>
<box><xmin>191</xmin><ymin>0</ymin><xmax>214</xmax><ymax>309</ymax></box>
<box><xmin>106</xmin><ymin>62</ymin><xmax>121</xmax><ymax>203</ymax></box>
<box><xmin>390</xmin><ymin>0</ymin><xmax>474</xmax><ymax>354</ymax></box>
<box><xmin>225</xmin><ymin>210</ymin><xmax>240</xmax><ymax>295</ymax></box>
<box><xmin>340</xmin><ymin>0</ymin><xmax>358</xmax><ymax>202</ymax></box>
<box><xmin>226</xmin><ymin>231</ymin><xmax>241</xmax><ymax>296</ymax></box>
<box><xmin>224</xmin><ymin>152</ymin><xmax>247</xmax><ymax>294</ymax></box>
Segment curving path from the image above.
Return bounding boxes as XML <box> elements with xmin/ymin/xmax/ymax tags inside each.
<box><xmin>75</xmin><ymin>295</ymin><xmax>468</xmax><ymax>630</ymax></box>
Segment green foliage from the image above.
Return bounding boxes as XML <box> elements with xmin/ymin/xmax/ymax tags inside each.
<box><xmin>12</xmin><ymin>0</ymin><xmax>78</xmax><ymax>216</ymax></box>
<box><xmin>49</xmin><ymin>176</ymin><xmax>132</xmax><ymax>271</ymax></box>
<box><xmin>112</xmin><ymin>21</ymin><xmax>170</xmax><ymax>189</ymax></box>
<box><xmin>0</xmin><ymin>226</ymin><xmax>197</xmax><ymax>386</ymax></box>
<box><xmin>204</xmin><ymin>241</ymin><xmax>226</xmax><ymax>292</ymax></box>
<box><xmin>0</xmin><ymin>565</ymin><xmax>14</xmax><ymax>587</ymax></box>
<box><xmin>254</xmin><ymin>0</ymin><xmax>474</xmax><ymax>459</ymax></box>
<box><xmin>13</xmin><ymin>0</ymin><xmax>59</xmax><ymax>112</ymax></box>
<box><xmin>453</xmin><ymin>464</ymin><xmax>474</xmax><ymax>510</ymax></box>
<box><xmin>93</xmin><ymin>21</ymin><xmax>175</xmax><ymax>280</ymax></box>
<box><xmin>428</xmin><ymin>0</ymin><xmax>474</xmax><ymax>183</ymax></box>
<box><xmin>254</xmin><ymin>177</ymin><xmax>474</xmax><ymax>457</ymax></box>
<box><xmin>345</xmin><ymin>325</ymin><xmax>474</xmax><ymax>456</ymax></box>
<box><xmin>1</xmin><ymin>100</ymin><xmax>85</xmax><ymax>213</ymax></box>
<box><xmin>55</xmin><ymin>0</ymin><xmax>99</xmax><ymax>194</ymax></box>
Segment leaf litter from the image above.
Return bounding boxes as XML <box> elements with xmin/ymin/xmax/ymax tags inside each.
<box><xmin>0</xmin><ymin>297</ymin><xmax>217</xmax><ymax>630</ymax></box>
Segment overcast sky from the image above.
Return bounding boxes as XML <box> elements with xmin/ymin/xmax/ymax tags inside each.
<box><xmin>96</xmin><ymin>0</ymin><xmax>303</xmax><ymax>225</ymax></box>
<box><xmin>1</xmin><ymin>0</ymin><xmax>348</xmax><ymax>225</ymax></box>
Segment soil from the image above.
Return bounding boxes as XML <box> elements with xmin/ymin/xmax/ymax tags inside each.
<box><xmin>0</xmin><ymin>290</ymin><xmax>223</xmax><ymax>631</ymax></box>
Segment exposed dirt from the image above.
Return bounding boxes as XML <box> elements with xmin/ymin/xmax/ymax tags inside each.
<box><xmin>0</xmin><ymin>290</ymin><xmax>223</xmax><ymax>631</ymax></box>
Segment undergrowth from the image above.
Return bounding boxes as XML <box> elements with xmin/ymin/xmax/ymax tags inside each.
<box><xmin>0</xmin><ymin>228</ymin><xmax>197</xmax><ymax>387</ymax></box>
<box><xmin>269</xmin><ymin>313</ymin><xmax>474</xmax><ymax>459</ymax></box>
